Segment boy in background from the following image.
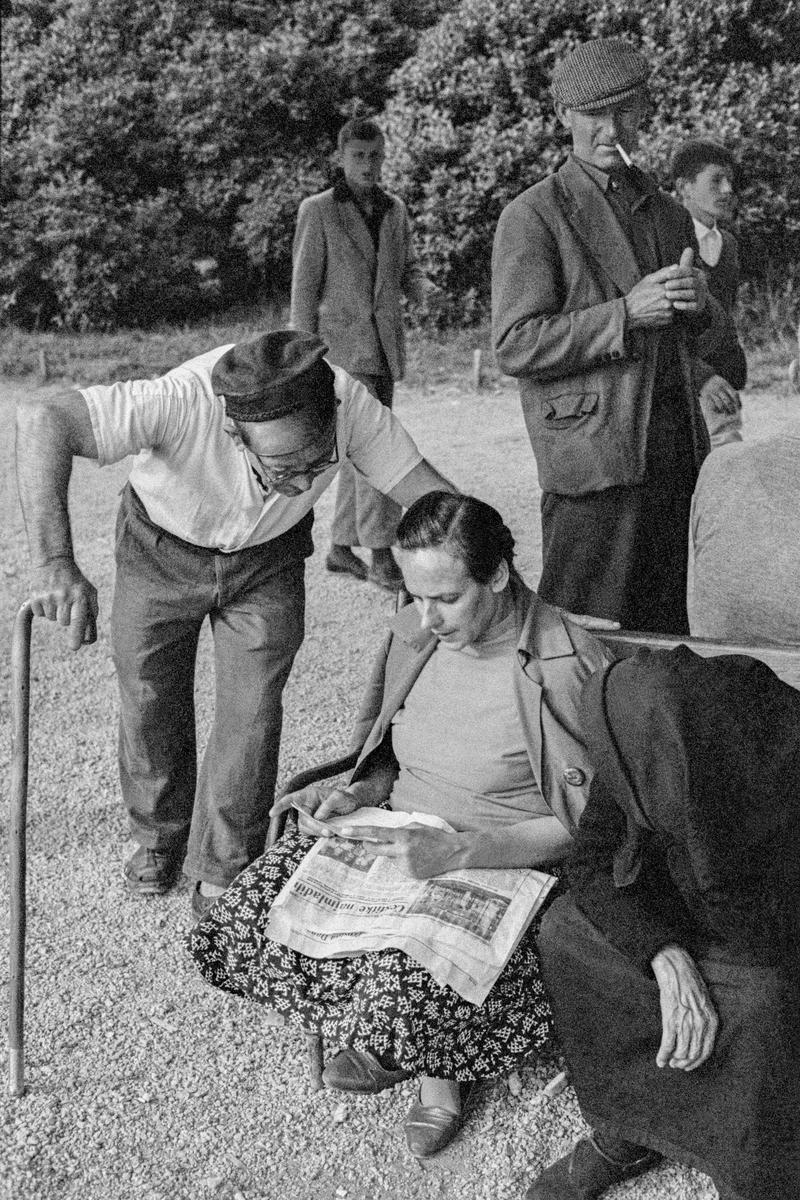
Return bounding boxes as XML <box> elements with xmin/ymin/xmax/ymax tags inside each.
<box><xmin>672</xmin><ymin>139</ymin><xmax>747</xmax><ymax>445</ymax></box>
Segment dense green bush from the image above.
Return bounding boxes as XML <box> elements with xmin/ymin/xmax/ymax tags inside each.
<box><xmin>2</xmin><ymin>0</ymin><xmax>797</xmax><ymax>330</ymax></box>
<box><xmin>1</xmin><ymin>0</ymin><xmax>451</xmax><ymax>328</ymax></box>
<box><xmin>384</xmin><ymin>0</ymin><xmax>800</xmax><ymax>323</ymax></box>
<box><xmin>2</xmin><ymin>1</ymin><xmax>216</xmax><ymax>328</ymax></box>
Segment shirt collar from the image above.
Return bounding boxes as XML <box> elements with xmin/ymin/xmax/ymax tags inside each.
<box><xmin>570</xmin><ymin>154</ymin><xmax>657</xmax><ymax>211</ymax></box>
<box><xmin>333</xmin><ymin>175</ymin><xmax>392</xmax><ymax>218</ymax></box>
<box><xmin>573</xmin><ymin>155</ymin><xmax>613</xmax><ymax>193</ymax></box>
<box><xmin>692</xmin><ymin>215</ymin><xmax>719</xmax><ymax>239</ymax></box>
<box><xmin>692</xmin><ymin>217</ymin><xmax>723</xmax><ymax>265</ymax></box>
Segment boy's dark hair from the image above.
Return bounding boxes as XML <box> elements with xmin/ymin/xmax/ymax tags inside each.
<box><xmin>337</xmin><ymin>117</ymin><xmax>384</xmax><ymax>152</ymax></box>
<box><xmin>396</xmin><ymin>492</ymin><xmax>516</xmax><ymax>585</ymax></box>
<box><xmin>670</xmin><ymin>139</ymin><xmax>738</xmax><ymax>186</ymax></box>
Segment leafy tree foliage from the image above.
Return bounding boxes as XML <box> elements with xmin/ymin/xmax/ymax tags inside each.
<box><xmin>384</xmin><ymin>0</ymin><xmax>800</xmax><ymax>323</ymax></box>
<box><xmin>2</xmin><ymin>0</ymin><xmax>222</xmax><ymax>327</ymax></box>
<box><xmin>1</xmin><ymin>0</ymin><xmax>451</xmax><ymax>328</ymax></box>
<box><xmin>2</xmin><ymin>0</ymin><xmax>797</xmax><ymax>329</ymax></box>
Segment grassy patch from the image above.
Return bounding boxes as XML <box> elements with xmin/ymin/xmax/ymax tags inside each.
<box><xmin>0</xmin><ymin>302</ymin><xmax>497</xmax><ymax>390</ymax></box>
<box><xmin>0</xmin><ymin>301</ymin><xmax>289</xmax><ymax>384</ymax></box>
<box><xmin>1</xmin><ymin>290</ymin><xmax>796</xmax><ymax>392</ymax></box>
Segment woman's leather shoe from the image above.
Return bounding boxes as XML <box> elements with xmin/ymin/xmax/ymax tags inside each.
<box><xmin>321</xmin><ymin>1048</ymin><xmax>411</xmax><ymax>1094</ymax></box>
<box><xmin>403</xmin><ymin>1082</ymin><xmax>476</xmax><ymax>1159</ymax></box>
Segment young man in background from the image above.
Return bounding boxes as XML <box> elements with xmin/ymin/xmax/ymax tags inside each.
<box><xmin>672</xmin><ymin>138</ymin><xmax>747</xmax><ymax>446</ymax></box>
<box><xmin>290</xmin><ymin>117</ymin><xmax>430</xmax><ymax>590</ymax></box>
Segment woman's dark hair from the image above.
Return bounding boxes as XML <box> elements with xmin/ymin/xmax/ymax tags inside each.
<box><xmin>396</xmin><ymin>492</ymin><xmax>515</xmax><ymax>584</ymax></box>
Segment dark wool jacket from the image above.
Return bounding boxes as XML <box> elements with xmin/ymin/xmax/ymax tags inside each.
<box><xmin>569</xmin><ymin>645</ymin><xmax>800</xmax><ymax>975</ymax></box>
<box><xmin>492</xmin><ymin>156</ymin><xmax>721</xmax><ymax>495</ymax></box>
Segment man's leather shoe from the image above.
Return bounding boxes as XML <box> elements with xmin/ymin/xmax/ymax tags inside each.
<box><xmin>124</xmin><ymin>844</ymin><xmax>184</xmax><ymax>896</ymax></box>
<box><xmin>526</xmin><ymin>1135</ymin><xmax>660</xmax><ymax>1199</ymax></box>
<box><xmin>325</xmin><ymin>545</ymin><xmax>368</xmax><ymax>580</ymax></box>
<box><xmin>322</xmin><ymin>1048</ymin><xmax>411</xmax><ymax>1094</ymax></box>
<box><xmin>367</xmin><ymin>548</ymin><xmax>403</xmax><ymax>591</ymax></box>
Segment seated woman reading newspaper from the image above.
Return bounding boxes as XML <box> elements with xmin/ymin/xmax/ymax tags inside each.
<box><xmin>528</xmin><ymin>647</ymin><xmax>800</xmax><ymax>1200</ymax></box>
<box><xmin>187</xmin><ymin>492</ymin><xmax>611</xmax><ymax>1158</ymax></box>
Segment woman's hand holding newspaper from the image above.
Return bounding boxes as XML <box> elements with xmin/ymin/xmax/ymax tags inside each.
<box><xmin>271</xmin><ymin>762</ymin><xmax>400</xmax><ymax>835</ymax></box>
<box><xmin>334</xmin><ymin>823</ymin><xmax>466</xmax><ymax>879</ymax></box>
<box><xmin>268</xmin><ymin>782</ymin><xmax>362</xmax><ymax>837</ymax></box>
<box><xmin>295</xmin><ymin>786</ymin><xmax>364</xmax><ymax>837</ymax></box>
<box><xmin>271</xmin><ymin>776</ymin><xmax>395</xmax><ymax>837</ymax></box>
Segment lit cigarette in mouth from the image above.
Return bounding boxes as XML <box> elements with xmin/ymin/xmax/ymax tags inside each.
<box><xmin>615</xmin><ymin>142</ymin><xmax>633</xmax><ymax>167</ymax></box>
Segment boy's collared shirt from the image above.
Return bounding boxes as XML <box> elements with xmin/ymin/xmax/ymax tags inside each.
<box><xmin>692</xmin><ymin>216</ymin><xmax>723</xmax><ymax>267</ymax></box>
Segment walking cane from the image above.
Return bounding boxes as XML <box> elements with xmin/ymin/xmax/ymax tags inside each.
<box><xmin>9</xmin><ymin>601</ymin><xmax>33</xmax><ymax>1097</ymax></box>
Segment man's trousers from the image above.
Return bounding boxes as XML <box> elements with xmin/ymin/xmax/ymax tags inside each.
<box><xmin>538</xmin><ymin>485</ymin><xmax>692</xmax><ymax>635</ymax></box>
<box><xmin>111</xmin><ymin>485</ymin><xmax>312</xmax><ymax>887</ymax></box>
<box><xmin>330</xmin><ymin>373</ymin><xmax>402</xmax><ymax>549</ymax></box>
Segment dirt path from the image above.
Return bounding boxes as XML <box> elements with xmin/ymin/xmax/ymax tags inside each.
<box><xmin>1</xmin><ymin>371</ymin><xmax>795</xmax><ymax>1200</ymax></box>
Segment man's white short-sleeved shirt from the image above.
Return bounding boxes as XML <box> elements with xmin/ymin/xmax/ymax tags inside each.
<box><xmin>81</xmin><ymin>347</ymin><xmax>422</xmax><ymax>552</ymax></box>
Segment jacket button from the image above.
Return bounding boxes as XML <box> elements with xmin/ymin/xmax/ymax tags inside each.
<box><xmin>563</xmin><ymin>767</ymin><xmax>586</xmax><ymax>786</ymax></box>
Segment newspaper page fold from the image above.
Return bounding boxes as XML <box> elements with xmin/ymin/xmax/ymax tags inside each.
<box><xmin>266</xmin><ymin>809</ymin><xmax>557</xmax><ymax>1005</ymax></box>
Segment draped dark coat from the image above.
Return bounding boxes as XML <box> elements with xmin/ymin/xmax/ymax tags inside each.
<box><xmin>539</xmin><ymin>646</ymin><xmax>800</xmax><ymax>1200</ymax></box>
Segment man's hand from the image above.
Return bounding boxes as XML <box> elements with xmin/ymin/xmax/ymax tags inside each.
<box><xmin>651</xmin><ymin>944</ymin><xmax>719</xmax><ymax>1071</ymax></box>
<box><xmin>625</xmin><ymin>248</ymin><xmax>707</xmax><ymax>330</ymax></box>
<box><xmin>30</xmin><ymin>557</ymin><xmax>98</xmax><ymax>651</ymax></box>
<box><xmin>668</xmin><ymin>247</ymin><xmax>708</xmax><ymax>314</ymax></box>
<box><xmin>336</xmin><ymin>823</ymin><xmax>464</xmax><ymax>879</ymax></box>
<box><xmin>700</xmin><ymin>374</ymin><xmax>741</xmax><ymax>415</ymax></box>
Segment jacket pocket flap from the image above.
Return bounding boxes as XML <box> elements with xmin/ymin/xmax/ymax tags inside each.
<box><xmin>544</xmin><ymin>393</ymin><xmax>598</xmax><ymax>421</ymax></box>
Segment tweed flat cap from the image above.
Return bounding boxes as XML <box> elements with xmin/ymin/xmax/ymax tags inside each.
<box><xmin>212</xmin><ymin>330</ymin><xmax>333</xmax><ymax>422</ymax></box>
<box><xmin>551</xmin><ymin>37</ymin><xmax>649</xmax><ymax>112</ymax></box>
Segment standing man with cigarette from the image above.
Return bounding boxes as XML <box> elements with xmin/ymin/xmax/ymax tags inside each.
<box><xmin>493</xmin><ymin>37</ymin><xmax>723</xmax><ymax>634</ymax></box>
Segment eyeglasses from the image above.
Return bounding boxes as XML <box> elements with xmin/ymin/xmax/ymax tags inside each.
<box><xmin>248</xmin><ymin>431</ymin><xmax>338</xmax><ymax>486</ymax></box>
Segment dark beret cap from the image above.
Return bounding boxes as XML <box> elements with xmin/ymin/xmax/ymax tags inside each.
<box><xmin>211</xmin><ymin>330</ymin><xmax>334</xmax><ymax>422</ymax></box>
<box><xmin>551</xmin><ymin>37</ymin><xmax>649</xmax><ymax>112</ymax></box>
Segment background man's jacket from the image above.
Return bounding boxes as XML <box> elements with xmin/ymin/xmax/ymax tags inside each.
<box><xmin>492</xmin><ymin>157</ymin><xmax>720</xmax><ymax>495</ymax></box>
<box><xmin>290</xmin><ymin>185</ymin><xmax>425</xmax><ymax>381</ymax></box>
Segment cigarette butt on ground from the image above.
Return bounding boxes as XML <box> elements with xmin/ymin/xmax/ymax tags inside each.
<box><xmin>543</xmin><ymin>1069</ymin><xmax>570</xmax><ymax>1099</ymax></box>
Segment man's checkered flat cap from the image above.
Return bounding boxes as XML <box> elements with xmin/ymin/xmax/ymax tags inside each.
<box><xmin>551</xmin><ymin>37</ymin><xmax>649</xmax><ymax>111</ymax></box>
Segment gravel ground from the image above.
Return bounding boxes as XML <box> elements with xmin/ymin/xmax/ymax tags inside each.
<box><xmin>1</xmin><ymin>366</ymin><xmax>794</xmax><ymax>1200</ymax></box>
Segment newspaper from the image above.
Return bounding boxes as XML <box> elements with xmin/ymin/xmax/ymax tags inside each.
<box><xmin>265</xmin><ymin>808</ymin><xmax>557</xmax><ymax>1005</ymax></box>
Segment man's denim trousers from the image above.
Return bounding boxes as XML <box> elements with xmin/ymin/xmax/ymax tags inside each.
<box><xmin>111</xmin><ymin>485</ymin><xmax>311</xmax><ymax>887</ymax></box>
